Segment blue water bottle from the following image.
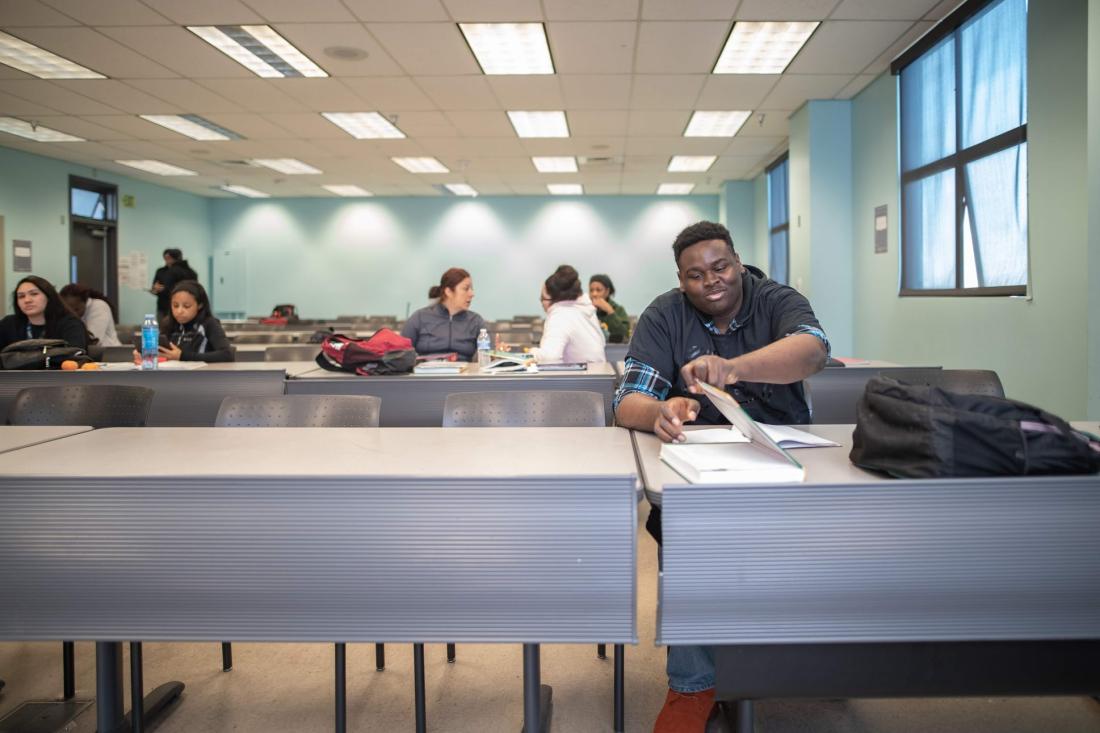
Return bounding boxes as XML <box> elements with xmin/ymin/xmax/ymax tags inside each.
<box><xmin>141</xmin><ymin>314</ymin><xmax>159</xmax><ymax>371</ymax></box>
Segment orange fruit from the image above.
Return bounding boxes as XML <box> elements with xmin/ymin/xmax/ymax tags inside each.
<box><xmin>80</xmin><ymin>362</ymin><xmax>100</xmax><ymax>370</ymax></box>
<box><xmin>60</xmin><ymin>360</ymin><xmax>79</xmax><ymax>370</ymax></box>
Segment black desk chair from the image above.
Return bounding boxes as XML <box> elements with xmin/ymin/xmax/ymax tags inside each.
<box><xmin>7</xmin><ymin>385</ymin><xmax>155</xmax><ymax>708</ymax></box>
<box><xmin>263</xmin><ymin>344</ymin><xmax>321</xmax><ymax>362</ymax></box>
<box><xmin>891</xmin><ymin>368</ymin><xmax>1006</xmax><ymax>398</ymax></box>
<box><xmin>442</xmin><ymin>390</ymin><xmax>622</xmax><ymax>732</ymax></box>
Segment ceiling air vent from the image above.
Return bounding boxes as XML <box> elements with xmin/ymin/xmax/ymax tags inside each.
<box><xmin>578</xmin><ymin>156</ymin><xmax>620</xmax><ymax>168</ymax></box>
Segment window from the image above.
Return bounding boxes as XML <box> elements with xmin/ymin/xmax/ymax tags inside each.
<box><xmin>766</xmin><ymin>154</ymin><xmax>789</xmax><ymax>285</ymax></box>
<box><xmin>893</xmin><ymin>0</ymin><xmax>1027</xmax><ymax>295</ymax></box>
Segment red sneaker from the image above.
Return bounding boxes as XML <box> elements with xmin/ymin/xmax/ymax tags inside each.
<box><xmin>653</xmin><ymin>687</ymin><xmax>716</xmax><ymax>733</ymax></box>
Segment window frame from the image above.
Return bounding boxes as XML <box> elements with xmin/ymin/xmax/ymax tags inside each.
<box><xmin>765</xmin><ymin>153</ymin><xmax>790</xmax><ymax>285</ymax></box>
<box><xmin>892</xmin><ymin>0</ymin><xmax>1028</xmax><ymax>297</ymax></box>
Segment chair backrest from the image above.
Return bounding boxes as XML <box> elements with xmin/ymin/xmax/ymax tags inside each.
<box><xmin>442</xmin><ymin>390</ymin><xmax>604</xmax><ymax>428</ymax></box>
<box><xmin>215</xmin><ymin>395</ymin><xmax>380</xmax><ymax>427</ymax></box>
<box><xmin>805</xmin><ymin>366</ymin><xmax>942</xmax><ymax>424</ymax></box>
<box><xmin>891</xmin><ymin>368</ymin><xmax>1006</xmax><ymax>398</ymax></box>
<box><xmin>264</xmin><ymin>344</ymin><xmax>320</xmax><ymax>362</ymax></box>
<box><xmin>8</xmin><ymin>385</ymin><xmax>155</xmax><ymax>428</ymax></box>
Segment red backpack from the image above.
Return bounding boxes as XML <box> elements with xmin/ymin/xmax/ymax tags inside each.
<box><xmin>315</xmin><ymin>329</ymin><xmax>416</xmax><ymax>376</ymax></box>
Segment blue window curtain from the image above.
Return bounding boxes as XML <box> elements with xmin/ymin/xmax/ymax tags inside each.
<box><xmin>900</xmin><ymin>36</ymin><xmax>955</xmax><ymax>173</ymax></box>
<box><xmin>767</xmin><ymin>158</ymin><xmax>789</xmax><ymax>284</ymax></box>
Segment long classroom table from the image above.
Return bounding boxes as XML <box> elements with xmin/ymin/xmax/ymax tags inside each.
<box><xmin>0</xmin><ymin>426</ymin><xmax>638</xmax><ymax>733</ymax></box>
<box><xmin>288</xmin><ymin>361</ymin><xmax>620</xmax><ymax>427</ymax></box>
<box><xmin>634</xmin><ymin>424</ymin><xmax>1100</xmax><ymax>730</ymax></box>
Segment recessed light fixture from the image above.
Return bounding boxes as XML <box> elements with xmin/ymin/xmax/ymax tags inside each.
<box><xmin>532</xmin><ymin>156</ymin><xmax>578</xmax><ymax>173</ymax></box>
<box><xmin>221</xmin><ymin>184</ymin><xmax>270</xmax><ymax>198</ymax></box>
<box><xmin>0</xmin><ymin>117</ymin><xmax>84</xmax><ymax>142</ymax></box>
<box><xmin>507</xmin><ymin>111</ymin><xmax>569</xmax><ymax>138</ymax></box>
<box><xmin>445</xmin><ymin>183</ymin><xmax>478</xmax><ymax>197</ymax></box>
<box><xmin>249</xmin><ymin>158</ymin><xmax>322</xmax><ymax>175</ymax></box>
<box><xmin>459</xmin><ymin>23</ymin><xmax>554</xmax><ymax>75</ymax></box>
<box><xmin>322</xmin><ymin>112</ymin><xmax>405</xmax><ymax>139</ymax></box>
<box><xmin>140</xmin><ymin>114</ymin><xmax>242</xmax><ymax>141</ymax></box>
<box><xmin>684</xmin><ymin>110</ymin><xmax>752</xmax><ymax>137</ymax></box>
<box><xmin>657</xmin><ymin>183</ymin><xmax>696</xmax><ymax>195</ymax></box>
<box><xmin>323</xmin><ymin>185</ymin><xmax>373</xmax><ymax>197</ymax></box>
<box><xmin>713</xmin><ymin>21</ymin><xmax>819</xmax><ymax>74</ymax></box>
<box><xmin>0</xmin><ymin>30</ymin><xmax>105</xmax><ymax>79</ymax></box>
<box><xmin>668</xmin><ymin>155</ymin><xmax>716</xmax><ymax>172</ymax></box>
<box><xmin>188</xmin><ymin>25</ymin><xmax>327</xmax><ymax>78</ymax></box>
<box><xmin>547</xmin><ymin>184</ymin><xmax>583</xmax><ymax>195</ymax></box>
<box><xmin>392</xmin><ymin>157</ymin><xmax>449</xmax><ymax>174</ymax></box>
<box><xmin>116</xmin><ymin>160</ymin><xmax>198</xmax><ymax>176</ymax></box>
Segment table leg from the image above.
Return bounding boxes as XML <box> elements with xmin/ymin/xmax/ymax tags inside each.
<box><xmin>129</xmin><ymin>643</ymin><xmax>143</xmax><ymax>733</ymax></box>
<box><xmin>63</xmin><ymin>642</ymin><xmax>75</xmax><ymax>700</ymax></box>
<box><xmin>221</xmin><ymin>642</ymin><xmax>233</xmax><ymax>672</ymax></box>
<box><xmin>94</xmin><ymin>642</ymin><xmax>184</xmax><ymax>733</ymax></box>
<box><xmin>613</xmin><ymin>644</ymin><xmax>624</xmax><ymax>732</ymax></box>
<box><xmin>446</xmin><ymin>643</ymin><xmax>456</xmax><ymax>664</ymax></box>
<box><xmin>597</xmin><ymin>644</ymin><xmax>606</xmax><ymax>660</ymax></box>
<box><xmin>375</xmin><ymin>643</ymin><xmax>385</xmax><ymax>671</ymax></box>
<box><xmin>414</xmin><ymin>643</ymin><xmax>427</xmax><ymax>733</ymax></box>
<box><xmin>334</xmin><ymin>643</ymin><xmax>346</xmax><ymax>733</ymax></box>
<box><xmin>520</xmin><ymin>644</ymin><xmax>552</xmax><ymax>733</ymax></box>
<box><xmin>734</xmin><ymin>699</ymin><xmax>753</xmax><ymax>733</ymax></box>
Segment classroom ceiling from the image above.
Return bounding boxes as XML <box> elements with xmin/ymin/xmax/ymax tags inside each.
<box><xmin>0</xmin><ymin>0</ymin><xmax>958</xmax><ymax>198</ymax></box>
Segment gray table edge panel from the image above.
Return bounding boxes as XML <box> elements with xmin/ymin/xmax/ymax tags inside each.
<box><xmin>287</xmin><ymin>374</ymin><xmax>617</xmax><ymax>427</ymax></box>
<box><xmin>0</xmin><ymin>371</ymin><xmax>287</xmax><ymax>427</ymax></box>
<box><xmin>657</xmin><ymin>475</ymin><xmax>1100</xmax><ymax>645</ymax></box>
<box><xmin>0</xmin><ymin>475</ymin><xmax>637</xmax><ymax>643</ymax></box>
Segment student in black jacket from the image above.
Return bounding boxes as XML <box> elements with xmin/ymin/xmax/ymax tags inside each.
<box><xmin>0</xmin><ymin>275</ymin><xmax>88</xmax><ymax>351</ymax></box>
<box><xmin>157</xmin><ymin>280</ymin><xmax>233</xmax><ymax>362</ymax></box>
<box><xmin>151</xmin><ymin>248</ymin><xmax>198</xmax><ymax>320</ymax></box>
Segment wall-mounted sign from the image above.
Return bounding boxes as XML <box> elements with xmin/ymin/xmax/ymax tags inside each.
<box><xmin>12</xmin><ymin>240</ymin><xmax>31</xmax><ymax>272</ymax></box>
<box><xmin>874</xmin><ymin>205</ymin><xmax>888</xmax><ymax>254</ymax></box>
<box><xmin>122</xmin><ymin>194</ymin><xmax>135</xmax><ymax>208</ymax></box>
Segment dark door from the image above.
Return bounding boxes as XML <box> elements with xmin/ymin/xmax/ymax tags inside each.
<box><xmin>70</xmin><ymin>221</ymin><xmax>107</xmax><ymax>290</ymax></box>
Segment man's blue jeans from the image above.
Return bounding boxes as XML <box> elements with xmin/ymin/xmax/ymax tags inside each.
<box><xmin>667</xmin><ymin>644</ymin><xmax>714</xmax><ymax>693</ymax></box>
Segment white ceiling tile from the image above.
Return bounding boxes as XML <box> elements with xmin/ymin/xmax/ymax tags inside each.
<box><xmin>620</xmin><ymin>155</ymin><xmax>666</xmax><ymax>172</ymax></box>
<box><xmin>735</xmin><ymin>0</ymin><xmax>840</xmax><ymax>20</ymax></box>
<box><xmin>195</xmin><ymin>114</ymin><xmax>291</xmax><ymax>139</ymax></box>
<box><xmin>39</xmin><ymin>0</ymin><xmax>171</xmax><ymax>25</ymax></box>
<box><xmin>543</xmin><ymin>0</ymin><xmax>639</xmax><ymax>21</ymax></box>
<box><xmin>832</xmin><ymin>0</ymin><xmax>941</xmax><ymax>20</ymax></box>
<box><xmin>560</xmin><ymin>75</ymin><xmax>630</xmax><ymax>109</ymax></box>
<box><xmin>863</xmin><ymin>21</ymin><xmax>934</xmax><ymax>75</ymax></box>
<box><xmin>695</xmin><ymin>75</ymin><xmax>779</xmax><ymax>109</ymax></box>
<box><xmin>567</xmin><ymin>110</ymin><xmax>628</xmax><ymax>136</ymax></box>
<box><xmin>81</xmin><ymin>114</ymin><xmax>198</xmax><ymax>139</ymax></box>
<box><xmin>196</xmin><ymin>79</ymin><xmax>308</xmax><ymax>113</ymax></box>
<box><xmin>634</xmin><ymin>22</ymin><xmax>729</xmax><ymax>74</ymax></box>
<box><xmin>8</xmin><ymin>27</ymin><xmax>178</xmax><ymax>78</ymax></box>
<box><xmin>0</xmin><ymin>65</ymin><xmax>35</xmax><ymax>79</ymax></box>
<box><xmin>834</xmin><ymin>74</ymin><xmax>877</xmax><ymax>99</ymax></box>
<box><xmin>102</xmin><ymin>139</ymin><xmax>188</xmax><ymax>157</ymax></box>
<box><xmin>758</xmin><ymin>74</ymin><xmax>853</xmax><ymax>109</ymax></box>
<box><xmin>340</xmin><ymin>77</ymin><xmax>437</xmax><ymax>110</ymax></box>
<box><xmin>547</xmin><ymin>22</ymin><xmax>636</xmax><ymax>74</ymax></box>
<box><xmin>443</xmin><ymin>110</ymin><xmax>512</xmax><ymax>136</ymax></box>
<box><xmin>577</xmin><ymin>138</ymin><xmax>626</xmax><ymax>155</ymax></box>
<box><xmin>20</xmin><ymin>114</ymin><xmax>124</xmax><ymax>140</ymax></box>
<box><xmin>925</xmin><ymin>0</ymin><xmax>963</xmax><ymax>19</ymax></box>
<box><xmin>0</xmin><ymin>80</ymin><xmax>123</xmax><ymax>114</ymax></box>
<box><xmin>96</xmin><ymin>26</ymin><xmax>253</xmax><ymax>78</ymax></box>
<box><xmin>710</xmin><ymin>155</ymin><xmax>761</xmax><ymax>177</ymax></box>
<box><xmin>440</xmin><ymin>0</ymin><xmax>543</xmax><ymax>21</ymax></box>
<box><xmin>267</xmin><ymin>79</ymin><xmax>362</xmax><ymax>112</ymax></box>
<box><xmin>139</xmin><ymin>0</ymin><xmax>264</xmax><ymax>25</ymax></box>
<box><xmin>0</xmin><ymin>0</ymin><xmax>80</xmax><ymax>26</ymax></box>
<box><xmin>52</xmin><ymin>80</ymin><xmax>177</xmax><ymax>114</ymax></box>
<box><xmin>641</xmin><ymin>0</ymin><xmax>737</xmax><ymax>20</ymax></box>
<box><xmin>627</xmin><ymin>109</ymin><xmax>690</xmax><ymax>135</ymax></box>
<box><xmin>341</xmin><ymin>0</ymin><xmax>449</xmax><ymax>21</ymax></box>
<box><xmin>260</xmin><ymin>112</ymin><xmax>344</xmax><ymax>138</ymax></box>
<box><xmin>367</xmin><ymin>23</ymin><xmax>481</xmax><ymax>76</ymax></box>
<box><xmin>385</xmin><ymin>111</ymin><xmax>458</xmax><ymax>137</ymax></box>
<box><xmin>42</xmin><ymin>140</ymin><xmax>135</xmax><ymax>158</ymax></box>
<box><xmin>417</xmin><ymin>76</ymin><xmax>499</xmax><ymax>110</ymax></box>
<box><xmin>629</xmin><ymin>75</ymin><xmax>704</xmax><ymax>109</ymax></box>
<box><xmin>518</xmin><ymin>138</ymin><xmax>587</xmax><ymax>156</ymax></box>
<box><xmin>240</xmin><ymin>0</ymin><xmax>356</xmax><ymax>22</ymax></box>
<box><xmin>418</xmin><ymin>137</ymin><xmax>529</xmax><ymax>157</ymax></box>
<box><xmin>786</xmin><ymin>20</ymin><xmax>913</xmax><ymax>74</ymax></box>
<box><xmin>124</xmin><ymin>80</ymin><xmax>240</xmax><ymax>113</ymax></box>
<box><xmin>485</xmin><ymin>76</ymin><xmax>563</xmax><ymax>109</ymax></box>
<box><xmin>273</xmin><ymin>23</ymin><xmax>405</xmax><ymax>76</ymax></box>
<box><xmin>722</xmin><ymin>135</ymin><xmax>785</xmax><ymax>155</ymax></box>
<box><xmin>624</xmin><ymin>136</ymin><xmax>724</xmax><ymax>155</ymax></box>
<box><xmin>0</xmin><ymin>89</ymin><xmax>63</xmax><ymax>114</ymax></box>
<box><xmin>736</xmin><ymin>109</ymin><xmax>790</xmax><ymax>137</ymax></box>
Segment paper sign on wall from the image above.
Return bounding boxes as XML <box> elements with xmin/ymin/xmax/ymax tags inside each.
<box><xmin>874</xmin><ymin>205</ymin><xmax>888</xmax><ymax>254</ymax></box>
<box><xmin>119</xmin><ymin>251</ymin><xmax>148</xmax><ymax>289</ymax></box>
<box><xmin>12</xmin><ymin>240</ymin><xmax>31</xmax><ymax>272</ymax></box>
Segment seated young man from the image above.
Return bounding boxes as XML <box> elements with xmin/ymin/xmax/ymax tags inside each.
<box><xmin>613</xmin><ymin>220</ymin><xmax>829</xmax><ymax>733</ymax></box>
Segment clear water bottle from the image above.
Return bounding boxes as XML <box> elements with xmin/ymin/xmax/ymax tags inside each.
<box><xmin>476</xmin><ymin>328</ymin><xmax>491</xmax><ymax>367</ymax></box>
<box><xmin>140</xmin><ymin>314</ymin><xmax>159</xmax><ymax>371</ymax></box>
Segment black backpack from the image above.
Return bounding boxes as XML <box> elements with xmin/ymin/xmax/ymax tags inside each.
<box><xmin>850</xmin><ymin>376</ymin><xmax>1100</xmax><ymax>478</ymax></box>
<box><xmin>0</xmin><ymin>339</ymin><xmax>90</xmax><ymax>370</ymax></box>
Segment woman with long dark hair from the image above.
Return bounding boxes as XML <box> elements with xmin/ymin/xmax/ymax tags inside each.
<box><xmin>400</xmin><ymin>267</ymin><xmax>487</xmax><ymax>361</ymax></box>
<box><xmin>154</xmin><ymin>280</ymin><xmax>233</xmax><ymax>362</ymax></box>
<box><xmin>60</xmin><ymin>283</ymin><xmax>121</xmax><ymax>346</ymax></box>
<box><xmin>0</xmin><ymin>275</ymin><xmax>87</xmax><ymax>350</ymax></box>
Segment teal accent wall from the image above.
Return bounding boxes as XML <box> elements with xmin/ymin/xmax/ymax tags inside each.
<box><xmin>752</xmin><ymin>173</ymin><xmax>769</xmax><ymax>274</ymax></box>
<box><xmin>850</xmin><ymin>0</ymin><xmax>1091</xmax><ymax>418</ymax></box>
<box><xmin>209</xmin><ymin>195</ymin><xmax>718</xmax><ymax>321</ymax></box>
<box><xmin>1089</xmin><ymin>0</ymin><xmax>1100</xmax><ymax>419</ymax></box>
<box><xmin>0</xmin><ymin>145</ymin><xmax>212</xmax><ymax>326</ymax></box>
<box><xmin>718</xmin><ymin>180</ymin><xmax>756</xmax><ymax>266</ymax></box>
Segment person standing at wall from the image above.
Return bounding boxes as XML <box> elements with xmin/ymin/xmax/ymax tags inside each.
<box><xmin>151</xmin><ymin>248</ymin><xmax>198</xmax><ymax>321</ymax></box>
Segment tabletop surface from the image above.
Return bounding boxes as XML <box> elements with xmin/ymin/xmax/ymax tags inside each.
<box><xmin>296</xmin><ymin>360</ymin><xmax>618</xmax><ymax>379</ymax></box>
<box><xmin>0</xmin><ymin>425</ymin><xmax>91</xmax><ymax>454</ymax></box>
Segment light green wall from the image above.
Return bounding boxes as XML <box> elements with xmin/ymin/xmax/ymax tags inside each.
<box><xmin>850</xmin><ymin>0</ymin><xmax>1091</xmax><ymax>419</ymax></box>
<box><xmin>751</xmin><ymin>172</ymin><xmax>769</xmax><ymax>273</ymax></box>
<box><xmin>788</xmin><ymin>107</ymin><xmax>812</xmax><ymax>298</ymax></box>
<box><xmin>0</xmin><ymin>145</ymin><xmax>213</xmax><ymax>326</ymax></box>
<box><xmin>1089</xmin><ymin>0</ymin><xmax>1100</xmax><ymax>419</ymax></box>
<box><xmin>719</xmin><ymin>180</ymin><xmax>757</xmax><ymax>266</ymax></box>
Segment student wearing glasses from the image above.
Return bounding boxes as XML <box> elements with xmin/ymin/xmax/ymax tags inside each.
<box><xmin>531</xmin><ymin>265</ymin><xmax>607</xmax><ymax>364</ymax></box>
<box><xmin>612</xmin><ymin>221</ymin><xmax>828</xmax><ymax>733</ymax></box>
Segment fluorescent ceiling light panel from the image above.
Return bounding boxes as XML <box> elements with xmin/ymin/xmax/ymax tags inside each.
<box><xmin>459</xmin><ymin>23</ymin><xmax>554</xmax><ymax>75</ymax></box>
<box><xmin>221</xmin><ymin>184</ymin><xmax>270</xmax><ymax>198</ymax></box>
<box><xmin>445</xmin><ymin>184</ymin><xmax>478</xmax><ymax>197</ymax></box>
<box><xmin>507</xmin><ymin>111</ymin><xmax>569</xmax><ymax>138</ymax></box>
<box><xmin>140</xmin><ymin>114</ymin><xmax>241</xmax><ymax>141</ymax></box>
<box><xmin>0</xmin><ymin>117</ymin><xmax>84</xmax><ymax>142</ymax></box>
<box><xmin>249</xmin><ymin>158</ymin><xmax>322</xmax><ymax>175</ymax></box>
<box><xmin>0</xmin><ymin>30</ymin><xmax>104</xmax><ymax>79</ymax></box>
<box><xmin>323</xmin><ymin>185</ymin><xmax>373</xmax><ymax>197</ymax></box>
<box><xmin>657</xmin><ymin>183</ymin><xmax>696</xmax><ymax>195</ymax></box>
<box><xmin>322</xmin><ymin>112</ymin><xmax>405</xmax><ymax>139</ymax></box>
<box><xmin>684</xmin><ymin>110</ymin><xmax>752</xmax><ymax>137</ymax></box>
<box><xmin>532</xmin><ymin>156</ymin><xmax>577</xmax><ymax>173</ymax></box>
<box><xmin>187</xmin><ymin>25</ymin><xmax>327</xmax><ymax>78</ymax></box>
<box><xmin>668</xmin><ymin>155</ymin><xmax>716</xmax><ymax>172</ymax></box>
<box><xmin>713</xmin><ymin>21</ymin><xmax>819</xmax><ymax>74</ymax></box>
<box><xmin>547</xmin><ymin>184</ymin><xmax>583</xmax><ymax>195</ymax></box>
<box><xmin>392</xmin><ymin>157</ymin><xmax>449</xmax><ymax>174</ymax></box>
<box><xmin>116</xmin><ymin>160</ymin><xmax>197</xmax><ymax>176</ymax></box>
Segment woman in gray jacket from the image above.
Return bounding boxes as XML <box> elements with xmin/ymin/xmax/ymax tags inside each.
<box><xmin>401</xmin><ymin>268</ymin><xmax>487</xmax><ymax>361</ymax></box>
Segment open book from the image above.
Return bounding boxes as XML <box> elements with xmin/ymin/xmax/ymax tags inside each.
<box><xmin>482</xmin><ymin>350</ymin><xmax>536</xmax><ymax>373</ymax></box>
<box><xmin>659</xmin><ymin>382</ymin><xmax>807</xmax><ymax>484</ymax></box>
<box><xmin>413</xmin><ymin>360</ymin><xmax>467</xmax><ymax>375</ymax></box>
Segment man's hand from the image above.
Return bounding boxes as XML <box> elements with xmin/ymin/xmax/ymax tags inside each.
<box><xmin>655</xmin><ymin>396</ymin><xmax>700</xmax><ymax>443</ymax></box>
<box><xmin>680</xmin><ymin>355</ymin><xmax>739</xmax><ymax>393</ymax></box>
